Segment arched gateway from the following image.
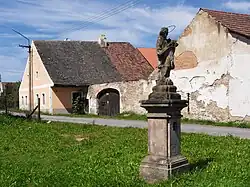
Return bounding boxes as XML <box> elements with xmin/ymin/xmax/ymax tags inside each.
<box><xmin>97</xmin><ymin>88</ymin><xmax>120</xmax><ymax>116</ymax></box>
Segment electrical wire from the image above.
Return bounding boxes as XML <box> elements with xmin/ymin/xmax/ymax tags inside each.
<box><xmin>57</xmin><ymin>0</ymin><xmax>142</xmax><ymax>38</ymax></box>
<box><xmin>59</xmin><ymin>0</ymin><xmax>137</xmax><ymax>34</ymax></box>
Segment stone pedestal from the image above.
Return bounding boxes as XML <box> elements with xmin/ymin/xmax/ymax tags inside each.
<box><xmin>139</xmin><ymin>78</ymin><xmax>189</xmax><ymax>183</ymax></box>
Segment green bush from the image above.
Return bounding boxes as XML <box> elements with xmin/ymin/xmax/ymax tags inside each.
<box><xmin>72</xmin><ymin>96</ymin><xmax>85</xmax><ymax>114</ymax></box>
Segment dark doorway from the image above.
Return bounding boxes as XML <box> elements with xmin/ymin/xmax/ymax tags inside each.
<box><xmin>97</xmin><ymin>88</ymin><xmax>120</xmax><ymax>116</ymax></box>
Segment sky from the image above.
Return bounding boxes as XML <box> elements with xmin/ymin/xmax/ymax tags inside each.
<box><xmin>0</xmin><ymin>0</ymin><xmax>249</xmax><ymax>82</ymax></box>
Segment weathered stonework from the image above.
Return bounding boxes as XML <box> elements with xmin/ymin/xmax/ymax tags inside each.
<box><xmin>87</xmin><ymin>79</ymin><xmax>155</xmax><ymax>115</ymax></box>
<box><xmin>139</xmin><ymin>78</ymin><xmax>189</xmax><ymax>183</ymax></box>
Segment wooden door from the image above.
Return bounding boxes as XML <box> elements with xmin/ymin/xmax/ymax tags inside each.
<box><xmin>98</xmin><ymin>89</ymin><xmax>120</xmax><ymax>116</ymax></box>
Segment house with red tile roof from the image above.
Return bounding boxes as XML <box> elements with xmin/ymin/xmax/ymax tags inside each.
<box><xmin>19</xmin><ymin>36</ymin><xmax>154</xmax><ymax>115</ymax></box>
<box><xmin>137</xmin><ymin>48</ymin><xmax>158</xmax><ymax>69</ymax></box>
<box><xmin>167</xmin><ymin>8</ymin><xmax>250</xmax><ymax>122</ymax></box>
<box><xmin>138</xmin><ymin>8</ymin><xmax>250</xmax><ymax>122</ymax></box>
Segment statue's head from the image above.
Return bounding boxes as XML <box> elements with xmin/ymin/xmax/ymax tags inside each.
<box><xmin>160</xmin><ymin>27</ymin><xmax>168</xmax><ymax>36</ymax></box>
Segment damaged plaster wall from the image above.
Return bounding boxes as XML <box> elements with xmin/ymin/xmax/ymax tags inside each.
<box><xmin>86</xmin><ymin>10</ymin><xmax>250</xmax><ymax>121</ymax></box>
<box><xmin>87</xmin><ymin>79</ymin><xmax>154</xmax><ymax>115</ymax></box>
<box><xmin>168</xmin><ymin>9</ymin><xmax>237</xmax><ymax>121</ymax></box>
<box><xmin>228</xmin><ymin>34</ymin><xmax>250</xmax><ymax>121</ymax></box>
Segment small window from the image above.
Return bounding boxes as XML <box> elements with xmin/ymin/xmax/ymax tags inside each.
<box><xmin>25</xmin><ymin>96</ymin><xmax>27</xmax><ymax>105</ymax></box>
<box><xmin>36</xmin><ymin>94</ymin><xmax>39</xmax><ymax>104</ymax></box>
<box><xmin>36</xmin><ymin>71</ymin><xmax>38</xmax><ymax>79</ymax></box>
<box><xmin>22</xmin><ymin>96</ymin><xmax>24</xmax><ymax>105</ymax></box>
<box><xmin>42</xmin><ymin>93</ymin><xmax>45</xmax><ymax>105</ymax></box>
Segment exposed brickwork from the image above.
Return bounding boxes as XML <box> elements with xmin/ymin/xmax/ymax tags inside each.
<box><xmin>174</xmin><ymin>51</ymin><xmax>198</xmax><ymax>70</ymax></box>
<box><xmin>201</xmin><ymin>8</ymin><xmax>250</xmax><ymax>38</ymax></box>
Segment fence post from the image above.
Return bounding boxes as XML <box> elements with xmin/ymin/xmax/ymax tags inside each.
<box><xmin>38</xmin><ymin>98</ymin><xmax>41</xmax><ymax>121</ymax></box>
<box><xmin>187</xmin><ymin>93</ymin><xmax>190</xmax><ymax>114</ymax></box>
<box><xmin>4</xmin><ymin>94</ymin><xmax>7</xmax><ymax>115</ymax></box>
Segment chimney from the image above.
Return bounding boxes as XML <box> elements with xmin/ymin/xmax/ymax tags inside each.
<box><xmin>98</xmin><ymin>34</ymin><xmax>107</xmax><ymax>47</ymax></box>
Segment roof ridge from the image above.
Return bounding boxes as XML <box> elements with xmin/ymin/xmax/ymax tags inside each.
<box><xmin>200</xmin><ymin>8</ymin><xmax>250</xmax><ymax>16</ymax></box>
<box><xmin>108</xmin><ymin>41</ymin><xmax>131</xmax><ymax>44</ymax></box>
<box><xmin>33</xmin><ymin>40</ymin><xmax>98</xmax><ymax>42</ymax></box>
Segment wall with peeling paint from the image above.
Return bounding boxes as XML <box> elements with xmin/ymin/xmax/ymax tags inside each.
<box><xmin>228</xmin><ymin>34</ymin><xmax>250</xmax><ymax>120</ymax></box>
<box><xmin>85</xmin><ymin>10</ymin><xmax>249</xmax><ymax>121</ymax></box>
<box><xmin>163</xmin><ymin>9</ymin><xmax>250</xmax><ymax>121</ymax></box>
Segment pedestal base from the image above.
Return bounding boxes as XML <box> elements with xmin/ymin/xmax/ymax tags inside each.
<box><xmin>139</xmin><ymin>155</ymin><xmax>189</xmax><ymax>183</ymax></box>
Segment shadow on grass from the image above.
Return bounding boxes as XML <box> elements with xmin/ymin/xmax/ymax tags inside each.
<box><xmin>189</xmin><ymin>158</ymin><xmax>214</xmax><ymax>172</ymax></box>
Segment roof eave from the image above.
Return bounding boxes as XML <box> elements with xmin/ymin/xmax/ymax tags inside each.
<box><xmin>228</xmin><ymin>30</ymin><xmax>250</xmax><ymax>40</ymax></box>
<box><xmin>52</xmin><ymin>84</ymin><xmax>90</xmax><ymax>88</ymax></box>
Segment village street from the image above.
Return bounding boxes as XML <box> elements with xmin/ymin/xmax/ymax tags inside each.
<box><xmin>6</xmin><ymin>111</ymin><xmax>250</xmax><ymax>140</ymax></box>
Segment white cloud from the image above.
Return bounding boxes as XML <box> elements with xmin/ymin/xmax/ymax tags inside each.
<box><xmin>0</xmin><ymin>0</ymin><xmax>199</xmax><ymax>81</ymax></box>
<box><xmin>223</xmin><ymin>1</ymin><xmax>250</xmax><ymax>11</ymax></box>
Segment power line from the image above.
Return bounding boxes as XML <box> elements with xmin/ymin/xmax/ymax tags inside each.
<box><xmin>0</xmin><ymin>70</ymin><xmax>23</xmax><ymax>73</ymax></box>
<box><xmin>60</xmin><ymin>0</ymin><xmax>136</xmax><ymax>34</ymax></box>
<box><xmin>57</xmin><ymin>0</ymin><xmax>142</xmax><ymax>38</ymax></box>
<box><xmin>58</xmin><ymin>0</ymin><xmax>140</xmax><ymax>37</ymax></box>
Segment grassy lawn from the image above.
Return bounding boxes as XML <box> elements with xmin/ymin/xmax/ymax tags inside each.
<box><xmin>1</xmin><ymin>115</ymin><xmax>250</xmax><ymax>187</ymax></box>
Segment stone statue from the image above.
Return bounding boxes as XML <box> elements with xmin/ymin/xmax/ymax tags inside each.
<box><xmin>156</xmin><ymin>27</ymin><xmax>178</xmax><ymax>79</ymax></box>
<box><xmin>139</xmin><ymin>26</ymin><xmax>189</xmax><ymax>183</ymax></box>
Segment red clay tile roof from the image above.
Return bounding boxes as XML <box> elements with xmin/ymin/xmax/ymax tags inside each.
<box><xmin>103</xmin><ymin>43</ymin><xmax>154</xmax><ymax>81</ymax></box>
<box><xmin>201</xmin><ymin>8</ymin><xmax>250</xmax><ymax>38</ymax></box>
<box><xmin>137</xmin><ymin>48</ymin><xmax>158</xmax><ymax>69</ymax></box>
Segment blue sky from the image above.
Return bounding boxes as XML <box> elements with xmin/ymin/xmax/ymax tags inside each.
<box><xmin>0</xmin><ymin>0</ymin><xmax>249</xmax><ymax>82</ymax></box>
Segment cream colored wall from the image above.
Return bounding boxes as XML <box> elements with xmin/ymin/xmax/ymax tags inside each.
<box><xmin>19</xmin><ymin>41</ymin><xmax>54</xmax><ymax>112</ymax></box>
<box><xmin>169</xmin><ymin>10</ymin><xmax>232</xmax><ymax>121</ymax></box>
<box><xmin>19</xmin><ymin>87</ymin><xmax>50</xmax><ymax>113</ymax></box>
<box><xmin>153</xmin><ymin>9</ymin><xmax>250</xmax><ymax>122</ymax></box>
<box><xmin>52</xmin><ymin>87</ymin><xmax>83</xmax><ymax>114</ymax></box>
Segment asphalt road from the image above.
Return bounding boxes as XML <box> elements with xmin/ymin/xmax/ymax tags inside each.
<box><xmin>3</xmin><ymin>111</ymin><xmax>250</xmax><ymax>139</ymax></box>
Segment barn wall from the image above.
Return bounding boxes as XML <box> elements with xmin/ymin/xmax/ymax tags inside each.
<box><xmin>228</xmin><ymin>34</ymin><xmax>250</xmax><ymax>121</ymax></box>
<box><xmin>87</xmin><ymin>79</ymin><xmax>155</xmax><ymax>115</ymax></box>
<box><xmin>148</xmin><ymin>10</ymin><xmax>250</xmax><ymax>122</ymax></box>
<box><xmin>161</xmin><ymin>10</ymin><xmax>237</xmax><ymax>121</ymax></box>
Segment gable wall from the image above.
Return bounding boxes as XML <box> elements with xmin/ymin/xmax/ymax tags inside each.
<box><xmin>19</xmin><ymin>42</ymin><xmax>54</xmax><ymax>113</ymax></box>
<box><xmin>166</xmin><ymin>10</ymin><xmax>234</xmax><ymax>121</ymax></box>
<box><xmin>165</xmin><ymin>10</ymin><xmax>250</xmax><ymax>122</ymax></box>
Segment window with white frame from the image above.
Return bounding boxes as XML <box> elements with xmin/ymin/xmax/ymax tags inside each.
<box><xmin>22</xmin><ymin>96</ymin><xmax>24</xmax><ymax>105</ymax></box>
<box><xmin>42</xmin><ymin>93</ymin><xmax>45</xmax><ymax>105</ymax></box>
<box><xmin>25</xmin><ymin>96</ymin><xmax>27</xmax><ymax>105</ymax></box>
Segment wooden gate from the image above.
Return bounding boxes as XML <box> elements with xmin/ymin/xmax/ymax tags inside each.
<box><xmin>97</xmin><ymin>88</ymin><xmax>120</xmax><ymax>116</ymax></box>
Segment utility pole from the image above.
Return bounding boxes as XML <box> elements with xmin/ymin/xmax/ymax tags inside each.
<box><xmin>12</xmin><ymin>29</ymin><xmax>33</xmax><ymax>113</ymax></box>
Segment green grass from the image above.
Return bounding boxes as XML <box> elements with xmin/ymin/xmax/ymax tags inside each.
<box><xmin>1</xmin><ymin>115</ymin><xmax>250</xmax><ymax>186</ymax></box>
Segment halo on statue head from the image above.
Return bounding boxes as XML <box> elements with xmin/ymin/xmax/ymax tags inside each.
<box><xmin>167</xmin><ymin>25</ymin><xmax>176</xmax><ymax>33</ymax></box>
